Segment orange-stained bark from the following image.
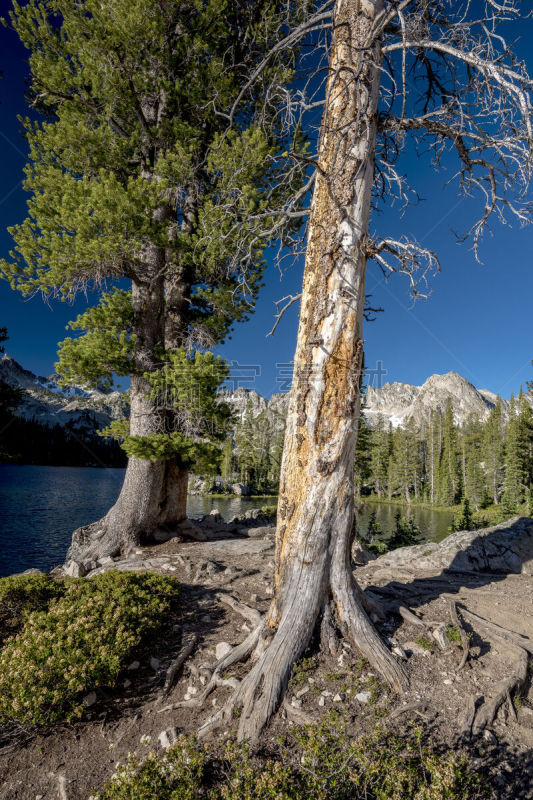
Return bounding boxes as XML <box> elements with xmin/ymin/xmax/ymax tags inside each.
<box><xmin>199</xmin><ymin>0</ymin><xmax>408</xmax><ymax>744</ymax></box>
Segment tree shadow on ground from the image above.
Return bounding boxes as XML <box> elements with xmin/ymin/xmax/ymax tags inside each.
<box><xmin>364</xmin><ymin>516</ymin><xmax>533</xmax><ymax>624</ymax></box>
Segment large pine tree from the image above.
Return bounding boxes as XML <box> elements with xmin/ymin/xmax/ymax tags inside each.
<box><xmin>2</xmin><ymin>0</ymin><xmax>309</xmax><ymax>563</ymax></box>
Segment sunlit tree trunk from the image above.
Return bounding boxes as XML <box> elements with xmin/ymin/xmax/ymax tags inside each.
<box><xmin>230</xmin><ymin>0</ymin><xmax>407</xmax><ymax>742</ymax></box>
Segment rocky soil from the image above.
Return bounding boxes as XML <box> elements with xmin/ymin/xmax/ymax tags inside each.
<box><xmin>1</xmin><ymin>513</ymin><xmax>533</xmax><ymax>799</ymax></box>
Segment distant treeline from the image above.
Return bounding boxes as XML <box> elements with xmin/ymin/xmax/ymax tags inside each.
<box><xmin>353</xmin><ymin>392</ymin><xmax>533</xmax><ymax>513</ymax></box>
<box><xmin>219</xmin><ymin>392</ymin><xmax>533</xmax><ymax>513</ymax></box>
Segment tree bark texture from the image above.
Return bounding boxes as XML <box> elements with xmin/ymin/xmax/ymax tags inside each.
<box><xmin>215</xmin><ymin>0</ymin><xmax>408</xmax><ymax>742</ymax></box>
<box><xmin>68</xmin><ymin>232</ymin><xmax>189</xmax><ymax>564</ymax></box>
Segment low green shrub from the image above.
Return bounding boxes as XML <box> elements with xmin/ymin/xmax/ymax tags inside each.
<box><xmin>0</xmin><ymin>571</ymin><xmax>179</xmax><ymax>725</ymax></box>
<box><xmin>0</xmin><ymin>572</ymin><xmax>64</xmax><ymax>643</ymax></box>
<box><xmin>93</xmin><ymin>721</ymin><xmax>487</xmax><ymax>800</ymax></box>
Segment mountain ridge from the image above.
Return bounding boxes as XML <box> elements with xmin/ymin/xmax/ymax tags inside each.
<box><xmin>2</xmin><ymin>353</ymin><xmax>529</xmax><ymax>434</ymax></box>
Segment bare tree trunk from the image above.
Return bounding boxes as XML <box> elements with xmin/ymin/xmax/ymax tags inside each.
<box><xmin>67</xmin><ymin>244</ymin><xmax>189</xmax><ymax>565</ymax></box>
<box><xmin>201</xmin><ymin>0</ymin><xmax>407</xmax><ymax>743</ymax></box>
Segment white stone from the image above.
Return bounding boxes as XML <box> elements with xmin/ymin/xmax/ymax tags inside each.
<box><xmin>318</xmin><ymin>696</ymin><xmax>325</xmax><ymax>707</ymax></box>
<box><xmin>216</xmin><ymin>642</ymin><xmax>233</xmax><ymax>660</ymax></box>
<box><xmin>291</xmin><ymin>698</ymin><xmax>302</xmax><ymax>709</ymax></box>
<box><xmin>158</xmin><ymin>727</ymin><xmax>178</xmax><ymax>749</ymax></box>
<box><xmin>187</xmin><ymin>685</ymin><xmax>199</xmax><ymax>696</ymax></box>
<box><xmin>355</xmin><ymin>691</ymin><xmax>372</xmax><ymax>704</ymax></box>
<box><xmin>392</xmin><ymin>645</ymin><xmax>408</xmax><ymax>660</ymax></box>
<box><xmin>443</xmin><ymin>679</ymin><xmax>453</xmax><ymax>685</ymax></box>
<box><xmin>296</xmin><ymin>686</ymin><xmax>309</xmax><ymax>698</ymax></box>
<box><xmin>333</xmin><ymin>693</ymin><xmax>343</xmax><ymax>703</ymax></box>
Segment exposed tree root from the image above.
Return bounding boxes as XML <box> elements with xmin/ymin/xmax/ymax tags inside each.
<box><xmin>471</xmin><ymin>644</ymin><xmax>527</xmax><ymax>735</ymax></box>
<box><xmin>449</xmin><ymin>605</ymin><xmax>532</xmax><ymax>736</ymax></box>
<box><xmin>458</xmin><ymin>695</ymin><xmax>477</xmax><ymax>739</ymax></box>
<box><xmin>216</xmin><ymin>569</ymin><xmax>260</xmax><ymax>589</ymax></box>
<box><xmin>459</xmin><ymin>607</ymin><xmax>533</xmax><ymax>655</ymax></box>
<box><xmin>159</xmin><ymin>594</ymin><xmax>264</xmax><ymax>714</ymax></box>
<box><xmin>449</xmin><ymin>601</ymin><xmax>470</xmax><ymax>672</ymax></box>
<box><xmin>388</xmin><ymin>700</ymin><xmax>429</xmax><ymax>720</ymax></box>
<box><xmin>160</xmin><ymin>633</ymin><xmax>198</xmax><ymax>700</ymax></box>
<box><xmin>197</xmin><ymin>569</ymin><xmax>409</xmax><ymax>743</ymax></box>
<box><xmin>216</xmin><ymin>592</ymin><xmax>262</xmax><ymax>627</ymax></box>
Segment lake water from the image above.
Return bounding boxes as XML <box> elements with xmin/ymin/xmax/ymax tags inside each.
<box><xmin>0</xmin><ymin>465</ymin><xmax>455</xmax><ymax>577</ymax></box>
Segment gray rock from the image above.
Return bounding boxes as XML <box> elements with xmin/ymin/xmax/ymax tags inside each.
<box><xmin>127</xmin><ymin>660</ymin><xmax>140</xmax><ymax>671</ymax></box>
<box><xmin>518</xmin><ymin>707</ymin><xmax>533</xmax><ymax>728</ymax></box>
<box><xmin>150</xmin><ymin>657</ymin><xmax>160</xmax><ymax>672</ymax></box>
<box><xmin>371</xmin><ymin>517</ymin><xmax>533</xmax><ymax>575</ymax></box>
<box><xmin>228</xmin><ymin>508</ymin><xmax>276</xmax><ymax>528</ymax></box>
<box><xmin>244</xmin><ymin>525</ymin><xmax>275</xmax><ymax>539</ymax></box>
<box><xmin>83</xmin><ymin>691</ymin><xmax>97</xmax><ymax>707</ymax></box>
<box><xmin>64</xmin><ymin>560</ymin><xmax>86</xmax><ymax>578</ymax></box>
<box><xmin>216</xmin><ymin>642</ymin><xmax>233</xmax><ymax>660</ymax></box>
<box><xmin>231</xmin><ymin>483</ymin><xmax>251</xmax><ymax>496</ymax></box>
<box><xmin>355</xmin><ymin>691</ymin><xmax>372</xmax><ymax>703</ymax></box>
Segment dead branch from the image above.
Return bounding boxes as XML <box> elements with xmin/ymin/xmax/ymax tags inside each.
<box><xmin>449</xmin><ymin>601</ymin><xmax>471</xmax><ymax>672</ymax></box>
<box><xmin>216</xmin><ymin>592</ymin><xmax>262</xmax><ymax>627</ymax></box>
<box><xmin>160</xmin><ymin>633</ymin><xmax>198</xmax><ymax>699</ymax></box>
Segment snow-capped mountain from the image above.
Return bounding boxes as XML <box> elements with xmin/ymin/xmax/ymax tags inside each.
<box><xmin>364</xmin><ymin>371</ymin><xmax>519</xmax><ymax>428</ymax></box>
<box><xmin>0</xmin><ymin>354</ymin><xmax>127</xmax><ymax>434</ymax></box>
<box><xmin>2</xmin><ymin>353</ymin><xmax>527</xmax><ymax>436</ymax></box>
<box><xmin>221</xmin><ymin>371</ymin><xmax>527</xmax><ymax>429</ymax></box>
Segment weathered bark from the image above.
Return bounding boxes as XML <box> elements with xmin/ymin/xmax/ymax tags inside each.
<box><xmin>199</xmin><ymin>0</ymin><xmax>407</xmax><ymax>742</ymax></box>
<box><xmin>68</xmin><ymin>230</ymin><xmax>189</xmax><ymax>565</ymax></box>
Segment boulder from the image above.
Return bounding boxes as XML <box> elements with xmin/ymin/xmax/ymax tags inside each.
<box><xmin>231</xmin><ymin>483</ymin><xmax>251</xmax><ymax>496</ymax></box>
<box><xmin>229</xmin><ymin>508</ymin><xmax>276</xmax><ymax>528</ymax></box>
<box><xmin>64</xmin><ymin>560</ymin><xmax>87</xmax><ymax>578</ymax></box>
<box><xmin>371</xmin><ymin>516</ymin><xmax>533</xmax><ymax>575</ymax></box>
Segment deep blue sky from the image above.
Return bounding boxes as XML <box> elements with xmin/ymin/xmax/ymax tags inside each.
<box><xmin>1</xmin><ymin>11</ymin><xmax>532</xmax><ymax>400</ymax></box>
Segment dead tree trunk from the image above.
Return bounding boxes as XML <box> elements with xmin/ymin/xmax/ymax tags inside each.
<box><xmin>199</xmin><ymin>0</ymin><xmax>407</xmax><ymax>743</ymax></box>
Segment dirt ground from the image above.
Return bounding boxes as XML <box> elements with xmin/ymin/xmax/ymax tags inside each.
<box><xmin>1</xmin><ymin>524</ymin><xmax>533</xmax><ymax>800</ymax></box>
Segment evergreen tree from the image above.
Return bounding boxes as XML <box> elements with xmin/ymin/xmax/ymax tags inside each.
<box><xmin>353</xmin><ymin>410</ymin><xmax>372</xmax><ymax>499</ymax></box>
<box><xmin>390</xmin><ymin>418</ymin><xmax>420</xmax><ymax>503</ymax></box>
<box><xmin>502</xmin><ymin>395</ymin><xmax>527</xmax><ymax>512</ymax></box>
<box><xmin>220</xmin><ymin>437</ymin><xmax>234</xmax><ymax>482</ymax></box>
<box><xmin>437</xmin><ymin>400</ymin><xmax>461</xmax><ymax>506</ymax></box>
<box><xmin>483</xmin><ymin>399</ymin><xmax>505</xmax><ymax>505</ymax></box>
<box><xmin>1</xmin><ymin>0</ymin><xmax>309</xmax><ymax>560</ymax></box>
<box><xmin>369</xmin><ymin>414</ymin><xmax>389</xmax><ymax>498</ymax></box>
<box><xmin>461</xmin><ymin>415</ymin><xmax>486</xmax><ymax>510</ymax></box>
